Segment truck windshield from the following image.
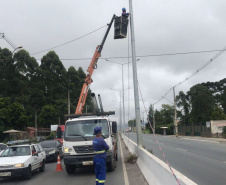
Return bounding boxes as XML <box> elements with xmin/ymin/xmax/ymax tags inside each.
<box><xmin>64</xmin><ymin>119</ymin><xmax>109</xmax><ymax>141</ymax></box>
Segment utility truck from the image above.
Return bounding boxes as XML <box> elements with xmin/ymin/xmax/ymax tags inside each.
<box><xmin>62</xmin><ymin>14</ymin><xmax>126</xmax><ymax>174</ymax></box>
<box><xmin>63</xmin><ymin>114</ymin><xmax>117</xmax><ymax>174</ymax></box>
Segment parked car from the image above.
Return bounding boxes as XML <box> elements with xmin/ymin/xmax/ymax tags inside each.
<box><xmin>0</xmin><ymin>144</ymin><xmax>46</xmax><ymax>180</ymax></box>
<box><xmin>0</xmin><ymin>143</ymin><xmax>8</xmax><ymax>156</ymax></box>
<box><xmin>40</xmin><ymin>140</ymin><xmax>63</xmax><ymax>162</ymax></box>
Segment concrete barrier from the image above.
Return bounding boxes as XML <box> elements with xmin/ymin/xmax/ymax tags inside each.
<box><xmin>122</xmin><ymin>134</ymin><xmax>197</xmax><ymax>185</ymax></box>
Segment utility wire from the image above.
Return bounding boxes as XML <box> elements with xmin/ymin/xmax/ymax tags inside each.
<box><xmin>153</xmin><ymin>45</ymin><xmax>226</xmax><ymax>105</ymax></box>
<box><xmin>31</xmin><ymin>25</ymin><xmax>107</xmax><ymax>55</ymax></box>
<box><xmin>138</xmin><ymin>81</ymin><xmax>181</xmax><ymax>185</ymax></box>
<box><xmin>1</xmin><ymin>34</ymin><xmax>16</xmax><ymax>49</ymax></box>
<box><xmin>34</xmin><ymin>49</ymin><xmax>225</xmax><ymax>61</ymax></box>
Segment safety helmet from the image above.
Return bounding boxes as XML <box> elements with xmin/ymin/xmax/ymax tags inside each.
<box><xmin>122</xmin><ymin>7</ymin><xmax>126</xmax><ymax>12</ymax></box>
<box><xmin>94</xmin><ymin>127</ymin><xmax>102</xmax><ymax>135</ymax></box>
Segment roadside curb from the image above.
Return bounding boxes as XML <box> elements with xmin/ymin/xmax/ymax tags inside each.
<box><xmin>120</xmin><ymin>135</ymin><xmax>148</xmax><ymax>185</ymax></box>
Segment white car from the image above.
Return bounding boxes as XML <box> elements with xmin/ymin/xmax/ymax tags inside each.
<box><xmin>0</xmin><ymin>144</ymin><xmax>46</xmax><ymax>180</ymax></box>
<box><xmin>0</xmin><ymin>143</ymin><xmax>8</xmax><ymax>156</ymax></box>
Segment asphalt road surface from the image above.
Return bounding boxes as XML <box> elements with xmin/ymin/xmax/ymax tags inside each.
<box><xmin>125</xmin><ymin>132</ymin><xmax>226</xmax><ymax>185</ymax></box>
<box><xmin>0</xmin><ymin>139</ymin><xmax>126</xmax><ymax>185</ymax></box>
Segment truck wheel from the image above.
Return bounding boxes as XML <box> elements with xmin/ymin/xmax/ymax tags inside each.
<box><xmin>65</xmin><ymin>165</ymin><xmax>76</xmax><ymax>174</ymax></box>
<box><xmin>39</xmin><ymin>160</ymin><xmax>45</xmax><ymax>172</ymax></box>
<box><xmin>24</xmin><ymin>165</ymin><xmax>32</xmax><ymax>180</ymax></box>
<box><xmin>107</xmin><ymin>157</ymin><xmax>116</xmax><ymax>172</ymax></box>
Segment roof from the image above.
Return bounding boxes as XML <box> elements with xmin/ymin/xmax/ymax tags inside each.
<box><xmin>68</xmin><ymin>116</ymin><xmax>109</xmax><ymax>122</ymax></box>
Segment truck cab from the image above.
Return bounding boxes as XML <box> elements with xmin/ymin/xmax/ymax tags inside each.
<box><xmin>63</xmin><ymin>116</ymin><xmax>117</xmax><ymax>174</ymax></box>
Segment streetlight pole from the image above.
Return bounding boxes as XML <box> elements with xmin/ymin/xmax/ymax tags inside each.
<box><xmin>173</xmin><ymin>87</ymin><xmax>178</xmax><ymax>137</ymax></box>
<box><xmin>152</xmin><ymin>104</ymin><xmax>155</xmax><ymax>132</ymax></box>
<box><xmin>68</xmin><ymin>90</ymin><xmax>72</xmax><ymax>115</ymax></box>
<box><xmin>12</xmin><ymin>46</ymin><xmax>23</xmax><ymax>55</ymax></box>
<box><xmin>129</xmin><ymin>0</ymin><xmax>142</xmax><ymax>148</ymax></box>
<box><xmin>122</xmin><ymin>64</ymin><xmax>126</xmax><ymax>133</ymax></box>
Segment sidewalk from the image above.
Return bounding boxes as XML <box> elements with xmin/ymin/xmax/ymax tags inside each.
<box><xmin>120</xmin><ymin>135</ymin><xmax>148</xmax><ymax>185</ymax></box>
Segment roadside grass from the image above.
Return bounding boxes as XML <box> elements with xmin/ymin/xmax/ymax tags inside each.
<box><xmin>142</xmin><ymin>129</ymin><xmax>150</xmax><ymax>134</ymax></box>
<box><xmin>143</xmin><ymin>145</ymin><xmax>154</xmax><ymax>155</ymax></box>
<box><xmin>126</xmin><ymin>153</ymin><xmax>138</xmax><ymax>164</ymax></box>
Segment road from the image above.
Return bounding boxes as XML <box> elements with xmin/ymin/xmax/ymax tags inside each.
<box><xmin>0</xmin><ymin>140</ymin><xmax>126</xmax><ymax>185</ymax></box>
<box><xmin>125</xmin><ymin>132</ymin><xmax>226</xmax><ymax>185</ymax></box>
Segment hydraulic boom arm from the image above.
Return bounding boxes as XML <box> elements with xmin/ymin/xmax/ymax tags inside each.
<box><xmin>75</xmin><ymin>14</ymin><xmax>116</xmax><ymax>114</ymax></box>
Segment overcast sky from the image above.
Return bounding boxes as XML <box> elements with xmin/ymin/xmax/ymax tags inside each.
<box><xmin>1</xmin><ymin>0</ymin><xmax>226</xmax><ymax>127</ymax></box>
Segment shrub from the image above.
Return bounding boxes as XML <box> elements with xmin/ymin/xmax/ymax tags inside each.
<box><xmin>126</xmin><ymin>153</ymin><xmax>138</xmax><ymax>164</ymax></box>
<box><xmin>45</xmin><ymin>132</ymin><xmax>55</xmax><ymax>140</ymax></box>
<box><xmin>223</xmin><ymin>126</ymin><xmax>226</xmax><ymax>134</ymax></box>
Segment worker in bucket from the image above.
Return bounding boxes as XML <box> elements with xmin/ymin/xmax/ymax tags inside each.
<box><xmin>122</xmin><ymin>7</ymin><xmax>130</xmax><ymax>18</ymax></box>
<box><xmin>93</xmin><ymin>126</ymin><xmax>109</xmax><ymax>185</ymax></box>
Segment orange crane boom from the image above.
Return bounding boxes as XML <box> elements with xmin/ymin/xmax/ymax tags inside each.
<box><xmin>75</xmin><ymin>15</ymin><xmax>116</xmax><ymax>114</ymax></box>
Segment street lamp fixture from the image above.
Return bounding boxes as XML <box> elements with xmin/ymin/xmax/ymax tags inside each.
<box><xmin>12</xmin><ymin>46</ymin><xmax>23</xmax><ymax>55</ymax></box>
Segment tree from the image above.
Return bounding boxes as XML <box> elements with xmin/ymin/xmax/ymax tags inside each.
<box><xmin>154</xmin><ymin>109</ymin><xmax>164</xmax><ymax>125</ymax></box>
<box><xmin>188</xmin><ymin>84</ymin><xmax>214</xmax><ymax>123</ymax></box>
<box><xmin>0</xmin><ymin>97</ymin><xmax>28</xmax><ymax>141</ymax></box>
<box><xmin>40</xmin><ymin>51</ymin><xmax>67</xmax><ymax>102</ymax></box>
<box><xmin>148</xmin><ymin>104</ymin><xmax>154</xmax><ymax>124</ymax></box>
<box><xmin>211</xmin><ymin>106</ymin><xmax>226</xmax><ymax>120</ymax></box>
<box><xmin>176</xmin><ymin>91</ymin><xmax>190</xmax><ymax>125</ymax></box>
<box><xmin>160</xmin><ymin>104</ymin><xmax>174</xmax><ymax>125</ymax></box>
<box><xmin>38</xmin><ymin>105</ymin><xmax>58</xmax><ymax>128</ymax></box>
<box><xmin>128</xmin><ymin>119</ymin><xmax>136</xmax><ymax>127</ymax></box>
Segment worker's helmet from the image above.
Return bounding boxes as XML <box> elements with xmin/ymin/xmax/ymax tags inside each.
<box><xmin>94</xmin><ymin>127</ymin><xmax>102</xmax><ymax>135</ymax></box>
<box><xmin>122</xmin><ymin>7</ymin><xmax>126</xmax><ymax>12</ymax></box>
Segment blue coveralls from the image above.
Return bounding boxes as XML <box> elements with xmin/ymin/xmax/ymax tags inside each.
<box><xmin>122</xmin><ymin>12</ymin><xmax>129</xmax><ymax>18</ymax></box>
<box><xmin>93</xmin><ymin>137</ymin><xmax>109</xmax><ymax>185</ymax></box>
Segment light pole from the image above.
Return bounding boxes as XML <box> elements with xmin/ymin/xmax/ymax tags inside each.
<box><xmin>129</xmin><ymin>0</ymin><xmax>143</xmax><ymax>148</ymax></box>
<box><xmin>12</xmin><ymin>46</ymin><xmax>23</xmax><ymax>55</ymax></box>
<box><xmin>68</xmin><ymin>90</ymin><xmax>72</xmax><ymax>115</ymax></box>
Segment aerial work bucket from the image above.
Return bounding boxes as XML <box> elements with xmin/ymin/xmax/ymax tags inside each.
<box><xmin>114</xmin><ymin>16</ymin><xmax>129</xmax><ymax>39</ymax></box>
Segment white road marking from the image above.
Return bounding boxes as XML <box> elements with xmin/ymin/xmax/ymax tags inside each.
<box><xmin>119</xmin><ymin>137</ymin><xmax>129</xmax><ymax>185</ymax></box>
<box><xmin>176</xmin><ymin>148</ymin><xmax>187</xmax><ymax>152</ymax></box>
<box><xmin>181</xmin><ymin>138</ymin><xmax>220</xmax><ymax>143</ymax></box>
<box><xmin>209</xmin><ymin>147</ymin><xmax>226</xmax><ymax>151</ymax></box>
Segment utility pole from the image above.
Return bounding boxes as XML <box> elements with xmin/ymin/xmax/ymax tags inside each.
<box><xmin>68</xmin><ymin>90</ymin><xmax>71</xmax><ymax>115</ymax></box>
<box><xmin>129</xmin><ymin>0</ymin><xmax>142</xmax><ymax>148</ymax></box>
<box><xmin>173</xmin><ymin>87</ymin><xmax>178</xmax><ymax>137</ymax></box>
<box><xmin>120</xmin><ymin>91</ymin><xmax>122</xmax><ymax>133</ymax></box>
<box><xmin>122</xmin><ymin>65</ymin><xmax>126</xmax><ymax>133</ymax></box>
<box><xmin>35</xmin><ymin>110</ymin><xmax>38</xmax><ymax>140</ymax></box>
<box><xmin>152</xmin><ymin>104</ymin><xmax>155</xmax><ymax>132</ymax></box>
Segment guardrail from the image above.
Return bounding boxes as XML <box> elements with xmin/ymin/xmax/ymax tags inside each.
<box><xmin>122</xmin><ymin>134</ymin><xmax>197</xmax><ymax>185</ymax></box>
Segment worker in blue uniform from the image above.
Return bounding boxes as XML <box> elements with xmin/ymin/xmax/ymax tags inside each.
<box><xmin>122</xmin><ymin>7</ymin><xmax>130</xmax><ymax>18</ymax></box>
<box><xmin>93</xmin><ymin>127</ymin><xmax>109</xmax><ymax>185</ymax></box>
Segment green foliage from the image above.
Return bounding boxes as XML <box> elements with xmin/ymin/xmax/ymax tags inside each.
<box><xmin>0</xmin><ymin>97</ymin><xmax>28</xmax><ymax>141</ymax></box>
<box><xmin>211</xmin><ymin>106</ymin><xmax>226</xmax><ymax>120</ymax></box>
<box><xmin>126</xmin><ymin>153</ymin><xmax>138</xmax><ymax>164</ymax></box>
<box><xmin>176</xmin><ymin>91</ymin><xmax>190</xmax><ymax>124</ymax></box>
<box><xmin>188</xmin><ymin>84</ymin><xmax>214</xmax><ymax>123</ymax></box>
<box><xmin>222</xmin><ymin>126</ymin><xmax>226</xmax><ymax>134</ymax></box>
<box><xmin>38</xmin><ymin>105</ymin><xmax>58</xmax><ymax>128</ymax></box>
<box><xmin>0</xmin><ymin>47</ymin><xmax>93</xmax><ymax>139</ymax></box>
<box><xmin>45</xmin><ymin>131</ymin><xmax>55</xmax><ymax>140</ymax></box>
<box><xmin>128</xmin><ymin>119</ymin><xmax>136</xmax><ymax>127</ymax></box>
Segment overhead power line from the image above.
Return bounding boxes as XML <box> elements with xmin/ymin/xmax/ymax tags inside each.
<box><xmin>34</xmin><ymin>49</ymin><xmax>224</xmax><ymax>61</ymax></box>
<box><xmin>31</xmin><ymin>25</ymin><xmax>107</xmax><ymax>56</ymax></box>
<box><xmin>153</xmin><ymin>45</ymin><xmax>226</xmax><ymax>105</ymax></box>
<box><xmin>0</xmin><ymin>33</ymin><xmax>16</xmax><ymax>49</ymax></box>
